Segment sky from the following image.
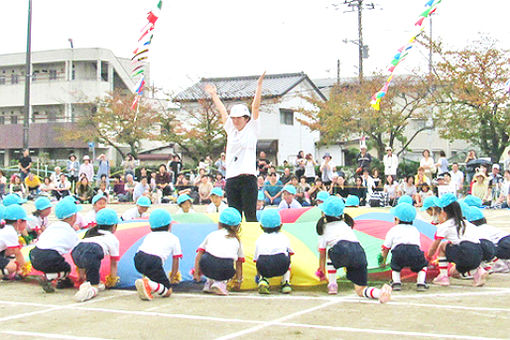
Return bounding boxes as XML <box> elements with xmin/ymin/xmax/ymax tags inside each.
<box><xmin>3</xmin><ymin>0</ymin><xmax>510</xmax><ymax>95</ymax></box>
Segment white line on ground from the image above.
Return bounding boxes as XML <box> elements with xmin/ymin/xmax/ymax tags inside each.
<box><xmin>0</xmin><ymin>330</ymin><xmax>111</xmax><ymax>340</ymax></box>
<box><xmin>342</xmin><ymin>299</ymin><xmax>510</xmax><ymax>312</ymax></box>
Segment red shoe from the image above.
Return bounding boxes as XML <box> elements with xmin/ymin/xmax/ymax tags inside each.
<box><xmin>135</xmin><ymin>278</ymin><xmax>153</xmax><ymax>300</ymax></box>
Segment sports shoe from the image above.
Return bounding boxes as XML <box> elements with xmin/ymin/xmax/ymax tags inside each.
<box><xmin>473</xmin><ymin>267</ymin><xmax>488</xmax><ymax>287</ymax></box>
<box><xmin>327</xmin><ymin>281</ymin><xmax>338</xmax><ymax>295</ymax></box>
<box><xmin>96</xmin><ymin>283</ymin><xmax>106</xmax><ymax>291</ymax></box>
<box><xmin>74</xmin><ymin>282</ymin><xmax>97</xmax><ymax>302</ymax></box>
<box><xmin>258</xmin><ymin>278</ymin><xmax>270</xmax><ymax>295</ymax></box>
<box><xmin>135</xmin><ymin>278</ymin><xmax>153</xmax><ymax>301</ymax></box>
<box><xmin>38</xmin><ymin>276</ymin><xmax>55</xmax><ymax>293</ymax></box>
<box><xmin>378</xmin><ymin>284</ymin><xmax>392</xmax><ymax>304</ymax></box>
<box><xmin>492</xmin><ymin>260</ymin><xmax>510</xmax><ymax>273</ymax></box>
<box><xmin>432</xmin><ymin>273</ymin><xmax>450</xmax><ymax>286</ymax></box>
<box><xmin>280</xmin><ymin>282</ymin><xmax>292</xmax><ymax>294</ymax></box>
<box><xmin>56</xmin><ymin>277</ymin><xmax>74</xmax><ymax>289</ymax></box>
<box><xmin>203</xmin><ymin>279</ymin><xmax>213</xmax><ymax>293</ymax></box>
<box><xmin>210</xmin><ymin>280</ymin><xmax>228</xmax><ymax>296</ymax></box>
<box><xmin>416</xmin><ymin>283</ymin><xmax>429</xmax><ymax>292</ymax></box>
<box><xmin>390</xmin><ymin>281</ymin><xmax>402</xmax><ymax>291</ymax></box>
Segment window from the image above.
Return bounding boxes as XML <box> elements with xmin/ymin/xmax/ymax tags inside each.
<box><xmin>11</xmin><ymin>115</ymin><xmax>17</xmax><ymax>125</ymax></box>
<box><xmin>11</xmin><ymin>74</ymin><xmax>18</xmax><ymax>84</ymax></box>
<box><xmin>0</xmin><ymin>76</ymin><xmax>5</xmax><ymax>85</ymax></box>
<box><xmin>0</xmin><ymin>116</ymin><xmax>4</xmax><ymax>125</ymax></box>
<box><xmin>279</xmin><ymin>109</ymin><xmax>294</xmax><ymax>126</ymax></box>
<box><xmin>49</xmin><ymin>70</ymin><xmax>57</xmax><ymax>80</ymax></box>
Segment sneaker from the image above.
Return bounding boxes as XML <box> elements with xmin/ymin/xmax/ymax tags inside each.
<box><xmin>327</xmin><ymin>281</ymin><xmax>338</xmax><ymax>295</ymax></box>
<box><xmin>74</xmin><ymin>282</ymin><xmax>97</xmax><ymax>302</ymax></box>
<box><xmin>390</xmin><ymin>281</ymin><xmax>402</xmax><ymax>291</ymax></box>
<box><xmin>258</xmin><ymin>279</ymin><xmax>270</xmax><ymax>295</ymax></box>
<box><xmin>459</xmin><ymin>271</ymin><xmax>473</xmax><ymax>280</ymax></box>
<box><xmin>378</xmin><ymin>284</ymin><xmax>392</xmax><ymax>304</ymax></box>
<box><xmin>416</xmin><ymin>283</ymin><xmax>429</xmax><ymax>292</ymax></box>
<box><xmin>202</xmin><ymin>279</ymin><xmax>213</xmax><ymax>293</ymax></box>
<box><xmin>38</xmin><ymin>276</ymin><xmax>55</xmax><ymax>293</ymax></box>
<box><xmin>96</xmin><ymin>283</ymin><xmax>106</xmax><ymax>291</ymax></box>
<box><xmin>210</xmin><ymin>281</ymin><xmax>228</xmax><ymax>296</ymax></box>
<box><xmin>432</xmin><ymin>273</ymin><xmax>450</xmax><ymax>286</ymax></box>
<box><xmin>473</xmin><ymin>267</ymin><xmax>488</xmax><ymax>287</ymax></box>
<box><xmin>492</xmin><ymin>260</ymin><xmax>510</xmax><ymax>273</ymax></box>
<box><xmin>56</xmin><ymin>277</ymin><xmax>74</xmax><ymax>289</ymax></box>
<box><xmin>135</xmin><ymin>278</ymin><xmax>153</xmax><ymax>301</ymax></box>
<box><xmin>280</xmin><ymin>282</ymin><xmax>292</xmax><ymax>294</ymax></box>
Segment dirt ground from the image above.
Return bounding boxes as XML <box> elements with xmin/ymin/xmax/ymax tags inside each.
<box><xmin>0</xmin><ymin>203</ymin><xmax>509</xmax><ymax>339</ymax></box>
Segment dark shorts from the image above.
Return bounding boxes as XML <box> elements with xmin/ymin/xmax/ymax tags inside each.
<box><xmin>390</xmin><ymin>244</ymin><xmax>428</xmax><ymax>273</ymax></box>
<box><xmin>71</xmin><ymin>242</ymin><xmax>104</xmax><ymax>285</ymax></box>
<box><xmin>328</xmin><ymin>240</ymin><xmax>368</xmax><ymax>286</ymax></box>
<box><xmin>445</xmin><ymin>241</ymin><xmax>483</xmax><ymax>274</ymax></box>
<box><xmin>496</xmin><ymin>235</ymin><xmax>510</xmax><ymax>259</ymax></box>
<box><xmin>256</xmin><ymin>253</ymin><xmax>290</xmax><ymax>278</ymax></box>
<box><xmin>199</xmin><ymin>252</ymin><xmax>236</xmax><ymax>281</ymax></box>
<box><xmin>134</xmin><ymin>251</ymin><xmax>171</xmax><ymax>289</ymax></box>
<box><xmin>479</xmin><ymin>239</ymin><xmax>496</xmax><ymax>262</ymax></box>
<box><xmin>29</xmin><ymin>247</ymin><xmax>71</xmax><ymax>274</ymax></box>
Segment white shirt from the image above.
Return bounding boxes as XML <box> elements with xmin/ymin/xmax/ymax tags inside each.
<box><xmin>320</xmin><ymin>160</ymin><xmax>335</xmax><ymax>182</ymax></box>
<box><xmin>435</xmin><ymin>219</ymin><xmax>480</xmax><ymax>245</ymax></box>
<box><xmin>224</xmin><ymin>117</ymin><xmax>259</xmax><ymax>179</ymax></box>
<box><xmin>79</xmin><ymin>163</ymin><xmax>94</xmax><ymax>182</ymax></box>
<box><xmin>198</xmin><ymin>228</ymin><xmax>244</xmax><ymax>261</ymax></box>
<box><xmin>81</xmin><ymin>210</ymin><xmax>97</xmax><ymax>228</ymax></box>
<box><xmin>176</xmin><ymin>208</ymin><xmax>196</xmax><ymax>214</ymax></box>
<box><xmin>278</xmin><ymin>199</ymin><xmax>302</xmax><ymax>210</ymax></box>
<box><xmin>121</xmin><ymin>207</ymin><xmax>149</xmax><ymax>221</ymax></box>
<box><xmin>437</xmin><ymin>183</ymin><xmax>457</xmax><ymax>198</ymax></box>
<box><xmin>304</xmin><ymin>160</ymin><xmax>316</xmax><ymax>178</ymax></box>
<box><xmin>36</xmin><ymin>221</ymin><xmax>79</xmax><ymax>255</ymax></box>
<box><xmin>80</xmin><ymin>231</ymin><xmax>120</xmax><ymax>260</ymax></box>
<box><xmin>138</xmin><ymin>231</ymin><xmax>183</xmax><ymax>263</ymax></box>
<box><xmin>382</xmin><ymin>224</ymin><xmax>421</xmax><ymax>250</ymax></box>
<box><xmin>254</xmin><ymin>232</ymin><xmax>294</xmax><ymax>261</ymax></box>
<box><xmin>318</xmin><ymin>221</ymin><xmax>359</xmax><ymax>250</ymax></box>
<box><xmin>206</xmin><ymin>201</ymin><xmax>228</xmax><ymax>214</ymax></box>
<box><xmin>450</xmin><ymin>170</ymin><xmax>464</xmax><ymax>191</ymax></box>
<box><xmin>27</xmin><ymin>215</ymin><xmax>49</xmax><ymax>233</ymax></box>
<box><xmin>383</xmin><ymin>154</ymin><xmax>398</xmax><ymax>176</ymax></box>
<box><xmin>0</xmin><ymin>224</ymin><xmax>20</xmax><ymax>251</ymax></box>
<box><xmin>475</xmin><ymin>224</ymin><xmax>508</xmax><ymax>244</ymax></box>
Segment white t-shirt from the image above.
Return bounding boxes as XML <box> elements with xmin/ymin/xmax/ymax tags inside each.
<box><xmin>0</xmin><ymin>225</ymin><xmax>20</xmax><ymax>252</ymax></box>
<box><xmin>198</xmin><ymin>228</ymin><xmax>244</xmax><ymax>261</ymax></box>
<box><xmin>36</xmin><ymin>221</ymin><xmax>79</xmax><ymax>255</ymax></box>
<box><xmin>437</xmin><ymin>183</ymin><xmax>457</xmax><ymax>198</ymax></box>
<box><xmin>475</xmin><ymin>224</ymin><xmax>508</xmax><ymax>244</ymax></box>
<box><xmin>27</xmin><ymin>215</ymin><xmax>49</xmax><ymax>233</ymax></box>
<box><xmin>176</xmin><ymin>208</ymin><xmax>196</xmax><ymax>214</ymax></box>
<box><xmin>318</xmin><ymin>221</ymin><xmax>359</xmax><ymax>251</ymax></box>
<box><xmin>304</xmin><ymin>160</ymin><xmax>316</xmax><ymax>178</ymax></box>
<box><xmin>435</xmin><ymin>219</ymin><xmax>480</xmax><ymax>245</ymax></box>
<box><xmin>320</xmin><ymin>160</ymin><xmax>335</xmax><ymax>182</ymax></box>
<box><xmin>80</xmin><ymin>231</ymin><xmax>120</xmax><ymax>260</ymax></box>
<box><xmin>121</xmin><ymin>207</ymin><xmax>149</xmax><ymax>221</ymax></box>
<box><xmin>278</xmin><ymin>199</ymin><xmax>302</xmax><ymax>210</ymax></box>
<box><xmin>382</xmin><ymin>224</ymin><xmax>421</xmax><ymax>250</ymax></box>
<box><xmin>254</xmin><ymin>232</ymin><xmax>294</xmax><ymax>261</ymax></box>
<box><xmin>206</xmin><ymin>201</ymin><xmax>228</xmax><ymax>214</ymax></box>
<box><xmin>224</xmin><ymin>117</ymin><xmax>259</xmax><ymax>179</ymax></box>
<box><xmin>137</xmin><ymin>231</ymin><xmax>182</xmax><ymax>263</ymax></box>
<box><xmin>450</xmin><ymin>170</ymin><xmax>464</xmax><ymax>191</ymax></box>
<box><xmin>81</xmin><ymin>210</ymin><xmax>97</xmax><ymax>228</ymax></box>
<box><xmin>383</xmin><ymin>154</ymin><xmax>398</xmax><ymax>176</ymax></box>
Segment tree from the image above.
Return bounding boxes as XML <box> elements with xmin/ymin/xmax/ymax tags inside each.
<box><xmin>297</xmin><ymin>75</ymin><xmax>431</xmax><ymax>160</ymax></box>
<box><xmin>427</xmin><ymin>37</ymin><xmax>510</xmax><ymax>162</ymax></box>
<box><xmin>60</xmin><ymin>90</ymin><xmax>160</xmax><ymax>158</ymax></box>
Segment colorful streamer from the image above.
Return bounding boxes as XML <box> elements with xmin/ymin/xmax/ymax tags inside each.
<box><xmin>370</xmin><ymin>0</ymin><xmax>442</xmax><ymax>111</ymax></box>
<box><xmin>130</xmin><ymin>0</ymin><xmax>163</xmax><ymax>110</ymax></box>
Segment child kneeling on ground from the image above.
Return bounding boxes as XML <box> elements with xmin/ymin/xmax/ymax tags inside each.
<box><xmin>0</xmin><ymin>205</ymin><xmax>31</xmax><ymax>279</ymax></box>
<box><xmin>134</xmin><ymin>209</ymin><xmax>182</xmax><ymax>300</ymax></box>
<box><xmin>255</xmin><ymin>209</ymin><xmax>293</xmax><ymax>294</ymax></box>
<box><xmin>194</xmin><ymin>207</ymin><xmax>244</xmax><ymax>295</ymax></box>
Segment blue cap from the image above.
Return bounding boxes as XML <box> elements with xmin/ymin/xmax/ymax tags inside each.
<box><xmin>282</xmin><ymin>185</ymin><xmax>297</xmax><ymax>195</ymax></box>
<box><xmin>320</xmin><ymin>196</ymin><xmax>345</xmax><ymax>218</ymax></box>
<box><xmin>55</xmin><ymin>199</ymin><xmax>82</xmax><ymax>219</ymax></box>
<box><xmin>219</xmin><ymin>207</ymin><xmax>242</xmax><ymax>226</ymax></box>
<box><xmin>96</xmin><ymin>208</ymin><xmax>120</xmax><ymax>225</ymax></box>
<box><xmin>3</xmin><ymin>204</ymin><xmax>29</xmax><ymax>221</ymax></box>
<box><xmin>257</xmin><ymin>191</ymin><xmax>265</xmax><ymax>201</ymax></box>
<box><xmin>398</xmin><ymin>195</ymin><xmax>413</xmax><ymax>205</ymax></box>
<box><xmin>345</xmin><ymin>195</ymin><xmax>360</xmax><ymax>207</ymax></box>
<box><xmin>437</xmin><ymin>193</ymin><xmax>457</xmax><ymax>208</ymax></box>
<box><xmin>391</xmin><ymin>203</ymin><xmax>416</xmax><ymax>222</ymax></box>
<box><xmin>464</xmin><ymin>195</ymin><xmax>483</xmax><ymax>208</ymax></box>
<box><xmin>260</xmin><ymin>209</ymin><xmax>282</xmax><ymax>229</ymax></box>
<box><xmin>459</xmin><ymin>201</ymin><xmax>470</xmax><ymax>218</ymax></box>
<box><xmin>0</xmin><ymin>205</ymin><xmax>4</xmax><ymax>220</ymax></box>
<box><xmin>149</xmin><ymin>209</ymin><xmax>172</xmax><ymax>229</ymax></box>
<box><xmin>136</xmin><ymin>196</ymin><xmax>152</xmax><ymax>207</ymax></box>
<box><xmin>211</xmin><ymin>187</ymin><xmax>224</xmax><ymax>197</ymax></box>
<box><xmin>2</xmin><ymin>193</ymin><xmax>27</xmax><ymax>206</ymax></box>
<box><xmin>92</xmin><ymin>194</ymin><xmax>107</xmax><ymax>205</ymax></box>
<box><xmin>35</xmin><ymin>197</ymin><xmax>52</xmax><ymax>211</ymax></box>
<box><xmin>62</xmin><ymin>195</ymin><xmax>80</xmax><ymax>204</ymax></box>
<box><xmin>316</xmin><ymin>191</ymin><xmax>330</xmax><ymax>202</ymax></box>
<box><xmin>465</xmin><ymin>206</ymin><xmax>485</xmax><ymax>222</ymax></box>
<box><xmin>420</xmin><ymin>196</ymin><xmax>439</xmax><ymax>211</ymax></box>
<box><xmin>177</xmin><ymin>194</ymin><xmax>193</xmax><ymax>205</ymax></box>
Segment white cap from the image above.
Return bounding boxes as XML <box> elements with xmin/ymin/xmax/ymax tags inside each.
<box><xmin>493</xmin><ymin>164</ymin><xmax>500</xmax><ymax>169</ymax></box>
<box><xmin>230</xmin><ymin>104</ymin><xmax>251</xmax><ymax>118</ymax></box>
<box><xmin>83</xmin><ymin>155</ymin><xmax>90</xmax><ymax>160</ymax></box>
<box><xmin>386</xmin><ymin>146</ymin><xmax>392</xmax><ymax>151</ymax></box>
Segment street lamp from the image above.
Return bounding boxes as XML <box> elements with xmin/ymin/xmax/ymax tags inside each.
<box><xmin>23</xmin><ymin>0</ymin><xmax>32</xmax><ymax>149</ymax></box>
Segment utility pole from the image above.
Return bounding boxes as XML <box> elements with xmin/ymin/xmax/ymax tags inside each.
<box><xmin>336</xmin><ymin>59</ymin><xmax>340</xmax><ymax>85</ymax></box>
<box><xmin>23</xmin><ymin>0</ymin><xmax>32</xmax><ymax>149</ymax></box>
<box><xmin>428</xmin><ymin>15</ymin><xmax>433</xmax><ymax>75</ymax></box>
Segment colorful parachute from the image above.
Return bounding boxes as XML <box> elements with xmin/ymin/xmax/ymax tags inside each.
<box><xmin>21</xmin><ymin>207</ymin><xmax>438</xmax><ymax>289</ymax></box>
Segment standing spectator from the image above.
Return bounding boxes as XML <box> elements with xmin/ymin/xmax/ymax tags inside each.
<box><xmin>419</xmin><ymin>149</ymin><xmax>435</xmax><ymax>180</ymax></box>
<box><xmin>155</xmin><ymin>164</ymin><xmax>173</xmax><ymax>197</ymax></box>
<box><xmin>383</xmin><ymin>146</ymin><xmax>398</xmax><ymax>178</ymax></box>
<box><xmin>96</xmin><ymin>154</ymin><xmax>110</xmax><ymax>186</ymax></box>
<box><xmin>257</xmin><ymin>151</ymin><xmax>270</xmax><ymax>177</ymax></box>
<box><xmin>383</xmin><ymin>175</ymin><xmax>399</xmax><ymax>207</ymax></box>
<box><xmin>18</xmin><ymin>148</ymin><xmax>32</xmax><ymax>183</ymax></box>
<box><xmin>215</xmin><ymin>153</ymin><xmax>227</xmax><ymax>178</ymax></box>
<box><xmin>450</xmin><ymin>163</ymin><xmax>464</xmax><ymax>195</ymax></box>
<box><xmin>356</xmin><ymin>145</ymin><xmax>372</xmax><ymax>175</ymax></box>
<box><xmin>66</xmin><ymin>154</ymin><xmax>80</xmax><ymax>190</ymax></box>
<box><xmin>464</xmin><ymin>149</ymin><xmax>478</xmax><ymax>185</ymax></box>
<box><xmin>303</xmin><ymin>153</ymin><xmax>316</xmax><ymax>184</ymax></box>
<box><xmin>320</xmin><ymin>153</ymin><xmax>335</xmax><ymax>186</ymax></box>
<box><xmin>280</xmin><ymin>168</ymin><xmax>292</xmax><ymax>185</ymax></box>
<box><xmin>435</xmin><ymin>150</ymin><xmax>449</xmax><ymax>175</ymax></box>
<box><xmin>297</xmin><ymin>176</ymin><xmax>311</xmax><ymax>205</ymax></box>
<box><xmin>76</xmin><ymin>177</ymin><xmax>94</xmax><ymax>203</ymax></box>
<box><xmin>489</xmin><ymin>164</ymin><xmax>504</xmax><ymax>203</ymax></box>
<box><xmin>79</xmin><ymin>155</ymin><xmax>94</xmax><ymax>182</ymax></box>
<box><xmin>50</xmin><ymin>167</ymin><xmax>63</xmax><ymax>185</ymax></box>
<box><xmin>294</xmin><ymin>151</ymin><xmax>305</xmax><ymax>178</ymax></box>
<box><xmin>0</xmin><ymin>170</ymin><xmax>7</xmax><ymax>197</ymax></box>
<box><xmin>308</xmin><ymin>178</ymin><xmax>328</xmax><ymax>203</ymax></box>
<box><xmin>168</xmin><ymin>155</ymin><xmax>183</xmax><ymax>184</ymax></box>
<box><xmin>198</xmin><ymin>175</ymin><xmax>213</xmax><ymax>204</ymax></box>
<box><xmin>133</xmin><ymin>177</ymin><xmax>151</xmax><ymax>202</ymax></box>
<box><xmin>350</xmin><ymin>177</ymin><xmax>367</xmax><ymax>206</ymax></box>
<box><xmin>24</xmin><ymin>172</ymin><xmax>41</xmax><ymax>199</ymax></box>
<box><xmin>122</xmin><ymin>153</ymin><xmax>137</xmax><ymax>180</ymax></box>
<box><xmin>263</xmin><ymin>173</ymin><xmax>283</xmax><ymax>206</ymax></box>
<box><xmin>372</xmin><ymin>169</ymin><xmax>382</xmax><ymax>191</ymax></box>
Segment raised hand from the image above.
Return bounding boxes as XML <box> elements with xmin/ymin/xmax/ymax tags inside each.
<box><xmin>204</xmin><ymin>83</ymin><xmax>217</xmax><ymax>97</ymax></box>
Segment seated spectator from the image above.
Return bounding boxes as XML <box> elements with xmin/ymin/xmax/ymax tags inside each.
<box><xmin>330</xmin><ymin>174</ymin><xmax>349</xmax><ymax>198</ymax></box>
<box><xmin>349</xmin><ymin>176</ymin><xmax>367</xmax><ymax>206</ymax></box>
<box><xmin>496</xmin><ymin>170</ymin><xmax>510</xmax><ymax>208</ymax></box>
<box><xmin>361</xmin><ymin>169</ymin><xmax>376</xmax><ymax>197</ymax></box>
<box><xmin>24</xmin><ymin>172</ymin><xmax>41</xmax><ymax>199</ymax></box>
<box><xmin>400</xmin><ymin>175</ymin><xmax>418</xmax><ymax>204</ymax></box>
<box><xmin>297</xmin><ymin>176</ymin><xmax>311</xmax><ymax>206</ymax></box>
<box><xmin>383</xmin><ymin>175</ymin><xmax>399</xmax><ymax>207</ymax></box>
<box><xmin>118</xmin><ymin>174</ymin><xmax>137</xmax><ymax>202</ymax></box>
<box><xmin>176</xmin><ymin>194</ymin><xmax>195</xmax><ymax>214</ymax></box>
<box><xmin>112</xmin><ymin>177</ymin><xmax>126</xmax><ymax>197</ymax></box>
<box><xmin>10</xmin><ymin>174</ymin><xmax>26</xmax><ymax>198</ymax></box>
<box><xmin>280</xmin><ymin>167</ymin><xmax>292</xmax><ymax>185</ymax></box>
<box><xmin>193</xmin><ymin>168</ymin><xmax>207</xmax><ymax>186</ymax></box>
<box><xmin>155</xmin><ymin>164</ymin><xmax>173</xmax><ymax>196</ymax></box>
<box><xmin>0</xmin><ymin>170</ymin><xmax>6</xmax><ymax>197</ymax></box>
<box><xmin>436</xmin><ymin>173</ymin><xmax>456</xmax><ymax>198</ymax></box>
<box><xmin>54</xmin><ymin>173</ymin><xmax>71</xmax><ymax>200</ymax></box>
<box><xmin>417</xmin><ymin>183</ymin><xmax>434</xmax><ymax>207</ymax></box>
<box><xmin>121</xmin><ymin>196</ymin><xmax>152</xmax><ymax>221</ymax></box>
<box><xmin>278</xmin><ymin>185</ymin><xmax>302</xmax><ymax>210</ymax></box>
<box><xmin>414</xmin><ymin>167</ymin><xmax>431</xmax><ymax>187</ymax></box>
<box><xmin>372</xmin><ymin>168</ymin><xmax>382</xmax><ymax>192</ymax></box>
<box><xmin>198</xmin><ymin>175</ymin><xmax>213</xmax><ymax>204</ymax></box>
<box><xmin>471</xmin><ymin>171</ymin><xmax>491</xmax><ymax>205</ymax></box>
<box><xmin>95</xmin><ymin>181</ymin><xmax>110</xmax><ymax>203</ymax></box>
<box><xmin>50</xmin><ymin>166</ymin><xmax>63</xmax><ymax>185</ymax></box>
<box><xmin>133</xmin><ymin>177</ymin><xmax>151</xmax><ymax>202</ymax></box>
<box><xmin>76</xmin><ymin>176</ymin><xmax>94</xmax><ymax>203</ymax></box>
<box><xmin>263</xmin><ymin>172</ymin><xmax>283</xmax><ymax>206</ymax></box>
<box><xmin>207</xmin><ymin>188</ymin><xmax>227</xmax><ymax>213</ymax></box>
<box><xmin>308</xmin><ymin>178</ymin><xmax>328</xmax><ymax>203</ymax></box>
<box><xmin>257</xmin><ymin>175</ymin><xmax>265</xmax><ymax>191</ymax></box>
<box><xmin>213</xmin><ymin>173</ymin><xmax>226</xmax><ymax>190</ymax></box>
<box><xmin>39</xmin><ymin>177</ymin><xmax>54</xmax><ymax>197</ymax></box>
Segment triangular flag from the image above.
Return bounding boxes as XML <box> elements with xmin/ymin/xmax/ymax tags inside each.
<box><xmin>420</xmin><ymin>7</ymin><xmax>432</xmax><ymax>18</ymax></box>
<box><xmin>429</xmin><ymin>7</ymin><xmax>437</xmax><ymax>15</ymax></box>
<box><xmin>132</xmin><ymin>69</ymin><xmax>145</xmax><ymax>77</ymax></box>
<box><xmin>415</xmin><ymin>17</ymin><xmax>425</xmax><ymax>26</ymax></box>
<box><xmin>157</xmin><ymin>0</ymin><xmax>163</xmax><ymax>10</ymax></box>
<box><xmin>131</xmin><ymin>49</ymin><xmax>149</xmax><ymax>60</ymax></box>
<box><xmin>130</xmin><ymin>96</ymin><xmax>140</xmax><ymax>110</ymax></box>
<box><xmin>138</xmin><ymin>26</ymin><xmax>154</xmax><ymax>42</ymax></box>
<box><xmin>425</xmin><ymin>0</ymin><xmax>434</xmax><ymax>6</ymax></box>
<box><xmin>388</xmin><ymin>65</ymin><xmax>396</xmax><ymax>73</ymax></box>
<box><xmin>371</xmin><ymin>101</ymin><xmax>380</xmax><ymax>111</ymax></box>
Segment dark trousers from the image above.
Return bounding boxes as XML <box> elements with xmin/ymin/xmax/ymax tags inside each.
<box><xmin>225</xmin><ymin>175</ymin><xmax>257</xmax><ymax>222</ymax></box>
<box><xmin>29</xmin><ymin>247</ymin><xmax>71</xmax><ymax>274</ymax></box>
<box><xmin>71</xmin><ymin>242</ymin><xmax>104</xmax><ymax>285</ymax></box>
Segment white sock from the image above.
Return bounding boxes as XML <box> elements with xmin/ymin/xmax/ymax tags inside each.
<box><xmin>147</xmin><ymin>278</ymin><xmax>168</xmax><ymax>295</ymax></box>
<box><xmin>281</xmin><ymin>270</ymin><xmax>291</xmax><ymax>284</ymax></box>
<box><xmin>327</xmin><ymin>261</ymin><xmax>337</xmax><ymax>283</ymax></box>
<box><xmin>1</xmin><ymin>267</ymin><xmax>10</xmax><ymax>276</ymax></box>
<box><xmin>363</xmin><ymin>287</ymin><xmax>381</xmax><ymax>300</ymax></box>
<box><xmin>438</xmin><ymin>257</ymin><xmax>448</xmax><ymax>276</ymax></box>
<box><xmin>417</xmin><ymin>268</ymin><xmax>427</xmax><ymax>284</ymax></box>
<box><xmin>391</xmin><ymin>271</ymin><xmax>401</xmax><ymax>284</ymax></box>
<box><xmin>46</xmin><ymin>271</ymin><xmax>68</xmax><ymax>281</ymax></box>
